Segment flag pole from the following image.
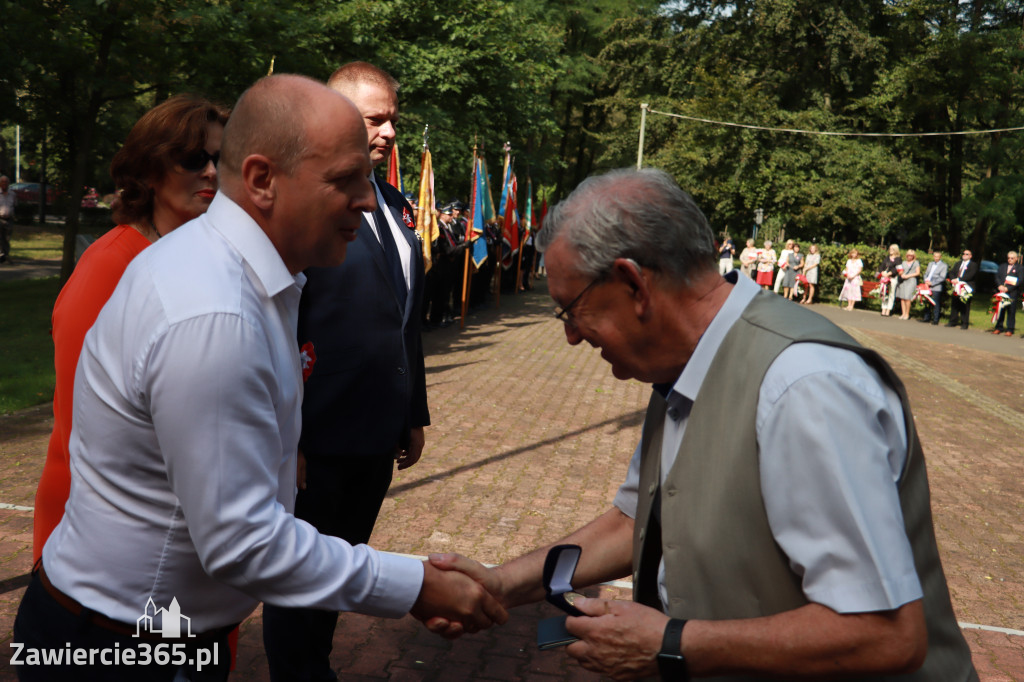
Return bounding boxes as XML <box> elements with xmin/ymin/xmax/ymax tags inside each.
<box><xmin>461</xmin><ymin>141</ymin><xmax>478</xmax><ymax>329</ymax></box>
<box><xmin>636</xmin><ymin>102</ymin><xmax>648</xmax><ymax>170</ymax></box>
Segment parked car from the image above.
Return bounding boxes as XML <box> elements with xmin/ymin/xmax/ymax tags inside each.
<box><xmin>977</xmin><ymin>259</ymin><xmax>998</xmax><ymax>292</ymax></box>
<box><xmin>10</xmin><ymin>182</ymin><xmax>59</xmax><ymax>205</ymax></box>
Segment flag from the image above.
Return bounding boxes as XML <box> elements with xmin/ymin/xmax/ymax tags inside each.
<box><xmin>498</xmin><ymin>154</ymin><xmax>513</xmax><ymax>217</ymax></box>
<box><xmin>386</xmin><ymin>143</ymin><xmax>403</xmax><ymax>193</ymax></box>
<box><xmin>523</xmin><ymin>178</ymin><xmax>533</xmax><ymax>239</ymax></box>
<box><xmin>537</xmin><ymin>195</ymin><xmax>547</xmax><ymax>232</ymax></box>
<box><xmin>501</xmin><ymin>173</ymin><xmax>520</xmax><ymax>270</ymax></box>
<box><xmin>470</xmin><ymin>156</ymin><xmax>489</xmax><ymax>268</ymax></box>
<box><xmin>416</xmin><ymin>146</ymin><xmax>439</xmax><ymax>272</ymax></box>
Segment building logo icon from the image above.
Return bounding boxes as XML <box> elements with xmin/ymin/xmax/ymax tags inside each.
<box><xmin>134</xmin><ymin>597</ymin><xmax>195</xmax><ymax>638</ymax></box>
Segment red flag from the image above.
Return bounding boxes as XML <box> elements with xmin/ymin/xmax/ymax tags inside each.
<box><xmin>501</xmin><ymin>175</ymin><xmax>519</xmax><ymax>269</ymax></box>
<box><xmin>386</xmin><ymin>144</ymin><xmax>402</xmax><ymax>192</ymax></box>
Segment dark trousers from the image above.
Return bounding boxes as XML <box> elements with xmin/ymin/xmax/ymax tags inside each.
<box><xmin>995</xmin><ymin>296</ymin><xmax>1017</xmax><ymax>332</ymax></box>
<box><xmin>262</xmin><ymin>453</ymin><xmax>395</xmax><ymax>682</ymax></box>
<box><xmin>928</xmin><ymin>288</ymin><xmax>943</xmax><ymax>323</ymax></box>
<box><xmin>13</xmin><ymin>572</ymin><xmax>231</xmax><ymax>681</ymax></box>
<box><xmin>949</xmin><ymin>293</ymin><xmax>971</xmax><ymax>328</ymax></box>
<box><xmin>0</xmin><ymin>219</ymin><xmax>10</xmax><ymax>260</ymax></box>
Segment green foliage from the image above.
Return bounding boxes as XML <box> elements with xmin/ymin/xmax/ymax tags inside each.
<box><xmin>0</xmin><ymin>278</ymin><xmax>59</xmax><ymax>414</ymax></box>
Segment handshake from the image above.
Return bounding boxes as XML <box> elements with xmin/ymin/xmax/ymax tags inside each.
<box><xmin>409</xmin><ymin>553</ymin><xmax>510</xmax><ymax>639</ymax></box>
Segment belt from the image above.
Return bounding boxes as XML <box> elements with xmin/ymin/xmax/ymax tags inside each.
<box><xmin>37</xmin><ymin>564</ymin><xmax>233</xmax><ymax>644</ymax></box>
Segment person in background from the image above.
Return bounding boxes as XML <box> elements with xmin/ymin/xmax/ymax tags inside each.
<box><xmin>992</xmin><ymin>251</ymin><xmax>1021</xmax><ymax>336</ymax></box>
<box><xmin>800</xmin><ymin>243</ymin><xmax>820</xmax><ymax>304</ymax></box>
<box><xmin>919</xmin><ymin>251</ymin><xmax>948</xmax><ymax>325</ymax></box>
<box><xmin>947</xmin><ymin>249</ymin><xmax>978</xmax><ymax>329</ymax></box>
<box><xmin>718</xmin><ymin>232</ymin><xmax>735</xmax><ymax>275</ymax></box>
<box><xmin>894</xmin><ymin>248</ymin><xmax>920</xmax><ymax>320</ymax></box>
<box><xmin>880</xmin><ymin>244</ymin><xmax>902</xmax><ymax>317</ymax></box>
<box><xmin>263</xmin><ymin>63</ymin><xmax>433</xmax><ymax>682</ymax></box>
<box><xmin>774</xmin><ymin>238</ymin><xmax>794</xmax><ymax>294</ymax></box>
<box><xmin>839</xmin><ymin>248</ymin><xmax>863</xmax><ymax>311</ymax></box>
<box><xmin>739</xmin><ymin>238</ymin><xmax>758</xmax><ymax>279</ymax></box>
<box><xmin>0</xmin><ymin>175</ymin><xmax>17</xmax><ymax>264</ymax></box>
<box><xmin>755</xmin><ymin>239</ymin><xmax>776</xmax><ymax>290</ymax></box>
<box><xmin>32</xmin><ymin>94</ymin><xmax>230</xmax><ymax>564</ymax></box>
<box><xmin>782</xmin><ymin>242</ymin><xmax>802</xmax><ymax>300</ymax></box>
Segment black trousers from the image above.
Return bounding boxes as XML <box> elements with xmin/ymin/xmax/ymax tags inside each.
<box><xmin>995</xmin><ymin>296</ymin><xmax>1017</xmax><ymax>332</ymax></box>
<box><xmin>262</xmin><ymin>453</ymin><xmax>395</xmax><ymax>682</ymax></box>
<box><xmin>13</xmin><ymin>572</ymin><xmax>231</xmax><ymax>681</ymax></box>
<box><xmin>949</xmin><ymin>293</ymin><xmax>972</xmax><ymax>328</ymax></box>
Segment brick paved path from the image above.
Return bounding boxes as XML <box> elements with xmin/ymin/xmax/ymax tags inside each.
<box><xmin>0</xmin><ymin>283</ymin><xmax>1021</xmax><ymax>680</ymax></box>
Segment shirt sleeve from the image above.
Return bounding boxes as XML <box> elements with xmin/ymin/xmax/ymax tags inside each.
<box><xmin>613</xmin><ymin>441</ymin><xmax>643</xmax><ymax>519</ymax></box>
<box><xmin>756</xmin><ymin>344</ymin><xmax>923</xmax><ymax>614</ymax></box>
<box><xmin>146</xmin><ymin>312</ymin><xmax>422</xmax><ymax>617</ymax></box>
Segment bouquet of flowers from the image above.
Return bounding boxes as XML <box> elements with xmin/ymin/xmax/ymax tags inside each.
<box><xmin>949</xmin><ymin>279</ymin><xmax>973</xmax><ymax>303</ymax></box>
<box><xmin>873</xmin><ymin>271</ymin><xmax>890</xmax><ymax>300</ymax></box>
<box><xmin>793</xmin><ymin>277</ymin><xmax>805</xmax><ymax>298</ymax></box>
<box><xmin>915</xmin><ymin>283</ymin><xmax>935</xmax><ymax>306</ymax></box>
<box><xmin>990</xmin><ymin>292</ymin><xmax>1011</xmax><ymax>324</ymax></box>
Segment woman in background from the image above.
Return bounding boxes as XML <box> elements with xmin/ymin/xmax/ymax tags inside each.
<box><xmin>879</xmin><ymin>243</ymin><xmax>902</xmax><ymax>317</ymax></box>
<box><xmin>739</xmin><ymin>238</ymin><xmax>758</xmax><ymax>278</ymax></box>
<box><xmin>33</xmin><ymin>95</ymin><xmax>229</xmax><ymax>561</ymax></box>
<box><xmin>894</xmin><ymin>248</ymin><xmax>921</xmax><ymax>320</ymax></box>
<box><xmin>801</xmin><ymin>244</ymin><xmax>820</xmax><ymax>303</ymax></box>
<box><xmin>756</xmin><ymin>239</ymin><xmax>776</xmax><ymax>290</ymax></box>
<box><xmin>839</xmin><ymin>248</ymin><xmax>864</xmax><ymax>311</ymax></box>
<box><xmin>783</xmin><ymin>242</ymin><xmax>803</xmax><ymax>300</ymax></box>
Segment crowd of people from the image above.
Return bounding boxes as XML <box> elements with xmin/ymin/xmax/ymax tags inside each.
<box><xmin>728</xmin><ymin>236</ymin><xmax>821</xmax><ymax>304</ymax></box>
<box><xmin>723</xmin><ymin>235</ymin><xmax>1022</xmax><ymax>335</ymax></box>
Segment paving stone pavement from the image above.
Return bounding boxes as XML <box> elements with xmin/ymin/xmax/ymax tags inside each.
<box><xmin>0</xmin><ymin>282</ymin><xmax>1021</xmax><ymax>680</ymax></box>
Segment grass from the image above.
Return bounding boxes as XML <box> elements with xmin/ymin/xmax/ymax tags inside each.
<box><xmin>0</xmin><ymin>277</ymin><xmax>59</xmax><ymax>414</ymax></box>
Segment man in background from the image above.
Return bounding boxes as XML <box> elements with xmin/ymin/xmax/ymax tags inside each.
<box><xmin>920</xmin><ymin>250</ymin><xmax>948</xmax><ymax>325</ymax></box>
<box><xmin>992</xmin><ymin>251</ymin><xmax>1021</xmax><ymax>336</ymax></box>
<box><xmin>947</xmin><ymin>249</ymin><xmax>978</xmax><ymax>329</ymax></box>
<box><xmin>0</xmin><ymin>175</ymin><xmax>17</xmax><ymax>264</ymax></box>
<box><xmin>262</xmin><ymin>63</ymin><xmax>431</xmax><ymax>682</ymax></box>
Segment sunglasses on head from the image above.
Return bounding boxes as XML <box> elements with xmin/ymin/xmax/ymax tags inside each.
<box><xmin>178</xmin><ymin>149</ymin><xmax>220</xmax><ymax>172</ymax></box>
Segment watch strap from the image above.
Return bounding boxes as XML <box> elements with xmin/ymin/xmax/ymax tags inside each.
<box><xmin>657</xmin><ymin>617</ymin><xmax>689</xmax><ymax>680</ymax></box>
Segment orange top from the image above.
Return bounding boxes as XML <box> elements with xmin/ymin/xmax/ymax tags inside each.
<box><xmin>33</xmin><ymin>225</ymin><xmax>151</xmax><ymax>562</ymax></box>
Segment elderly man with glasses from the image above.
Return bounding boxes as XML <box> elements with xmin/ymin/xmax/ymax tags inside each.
<box><xmin>431</xmin><ymin>168</ymin><xmax>976</xmax><ymax>681</ymax></box>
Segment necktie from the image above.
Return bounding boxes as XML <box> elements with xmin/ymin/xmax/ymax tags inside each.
<box><xmin>374</xmin><ymin>202</ymin><xmax>407</xmax><ymax>311</ymax></box>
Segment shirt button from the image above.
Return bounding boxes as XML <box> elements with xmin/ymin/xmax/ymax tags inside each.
<box><xmin>639</xmin><ymin>528</ymin><xmax>645</xmax><ymax>541</ymax></box>
<box><xmin>667</xmin><ymin>408</ymin><xmax>679</xmax><ymax>420</ymax></box>
<box><xmin>648</xmin><ymin>483</ymin><xmax>657</xmax><ymax>496</ymax></box>
<box><xmin>397</xmin><ymin>367</ymin><xmax>407</xmax><ymax>375</ymax></box>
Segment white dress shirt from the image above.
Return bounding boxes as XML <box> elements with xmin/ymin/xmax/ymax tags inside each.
<box><xmin>366</xmin><ymin>174</ymin><xmax>412</xmax><ymax>291</ymax></box>
<box><xmin>614</xmin><ymin>272</ymin><xmax>922</xmax><ymax>614</ymax></box>
<box><xmin>43</xmin><ymin>193</ymin><xmax>423</xmax><ymax>632</ymax></box>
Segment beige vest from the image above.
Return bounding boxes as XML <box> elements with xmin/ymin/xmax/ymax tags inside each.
<box><xmin>633</xmin><ymin>292</ymin><xmax>977</xmax><ymax>681</ymax></box>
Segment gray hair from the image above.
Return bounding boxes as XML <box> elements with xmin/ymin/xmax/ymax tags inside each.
<box><xmin>535</xmin><ymin>168</ymin><xmax>716</xmax><ymax>283</ymax></box>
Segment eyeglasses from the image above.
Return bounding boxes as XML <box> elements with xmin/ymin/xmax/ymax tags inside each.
<box><xmin>178</xmin><ymin>149</ymin><xmax>220</xmax><ymax>172</ymax></box>
<box><xmin>554</xmin><ymin>278</ymin><xmax>603</xmax><ymax>325</ymax></box>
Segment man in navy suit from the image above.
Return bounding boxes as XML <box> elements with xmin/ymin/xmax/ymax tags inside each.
<box><xmin>992</xmin><ymin>251</ymin><xmax>1022</xmax><ymax>336</ymax></box>
<box><xmin>946</xmin><ymin>249</ymin><xmax>978</xmax><ymax>329</ymax></box>
<box><xmin>263</xmin><ymin>62</ymin><xmax>431</xmax><ymax>682</ymax></box>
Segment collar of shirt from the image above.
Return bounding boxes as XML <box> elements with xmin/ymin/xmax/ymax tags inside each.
<box><xmin>655</xmin><ymin>270</ymin><xmax>759</xmax><ymax>421</ymax></box>
<box><xmin>365</xmin><ymin>174</ymin><xmax>387</xmax><ymax>240</ymax></box>
<box><xmin>202</xmin><ymin>192</ymin><xmax>305</xmax><ymax>295</ymax></box>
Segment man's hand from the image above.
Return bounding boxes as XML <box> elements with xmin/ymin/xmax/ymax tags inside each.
<box><xmin>410</xmin><ymin>558</ymin><xmax>508</xmax><ymax>639</ymax></box>
<box><xmin>564</xmin><ymin>597</ymin><xmax>669</xmax><ymax>681</ymax></box>
<box><xmin>296</xmin><ymin>449</ymin><xmax>307</xmax><ymax>490</ymax></box>
<box><xmin>396</xmin><ymin>427</ymin><xmax>425</xmax><ymax>470</ymax></box>
<box><xmin>421</xmin><ymin>553</ymin><xmax>506</xmax><ymax>638</ymax></box>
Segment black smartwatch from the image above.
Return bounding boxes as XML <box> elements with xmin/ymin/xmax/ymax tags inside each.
<box><xmin>657</xmin><ymin>617</ymin><xmax>689</xmax><ymax>680</ymax></box>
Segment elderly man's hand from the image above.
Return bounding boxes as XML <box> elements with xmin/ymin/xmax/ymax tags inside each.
<box><xmin>564</xmin><ymin>597</ymin><xmax>670</xmax><ymax>681</ymax></box>
<box><xmin>410</xmin><ymin>559</ymin><xmax>508</xmax><ymax>639</ymax></box>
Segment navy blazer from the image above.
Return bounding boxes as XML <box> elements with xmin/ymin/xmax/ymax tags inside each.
<box><xmin>297</xmin><ymin>176</ymin><xmax>429</xmax><ymax>458</ymax></box>
<box><xmin>951</xmin><ymin>258</ymin><xmax>978</xmax><ymax>284</ymax></box>
<box><xmin>997</xmin><ymin>261</ymin><xmax>1022</xmax><ymax>299</ymax></box>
